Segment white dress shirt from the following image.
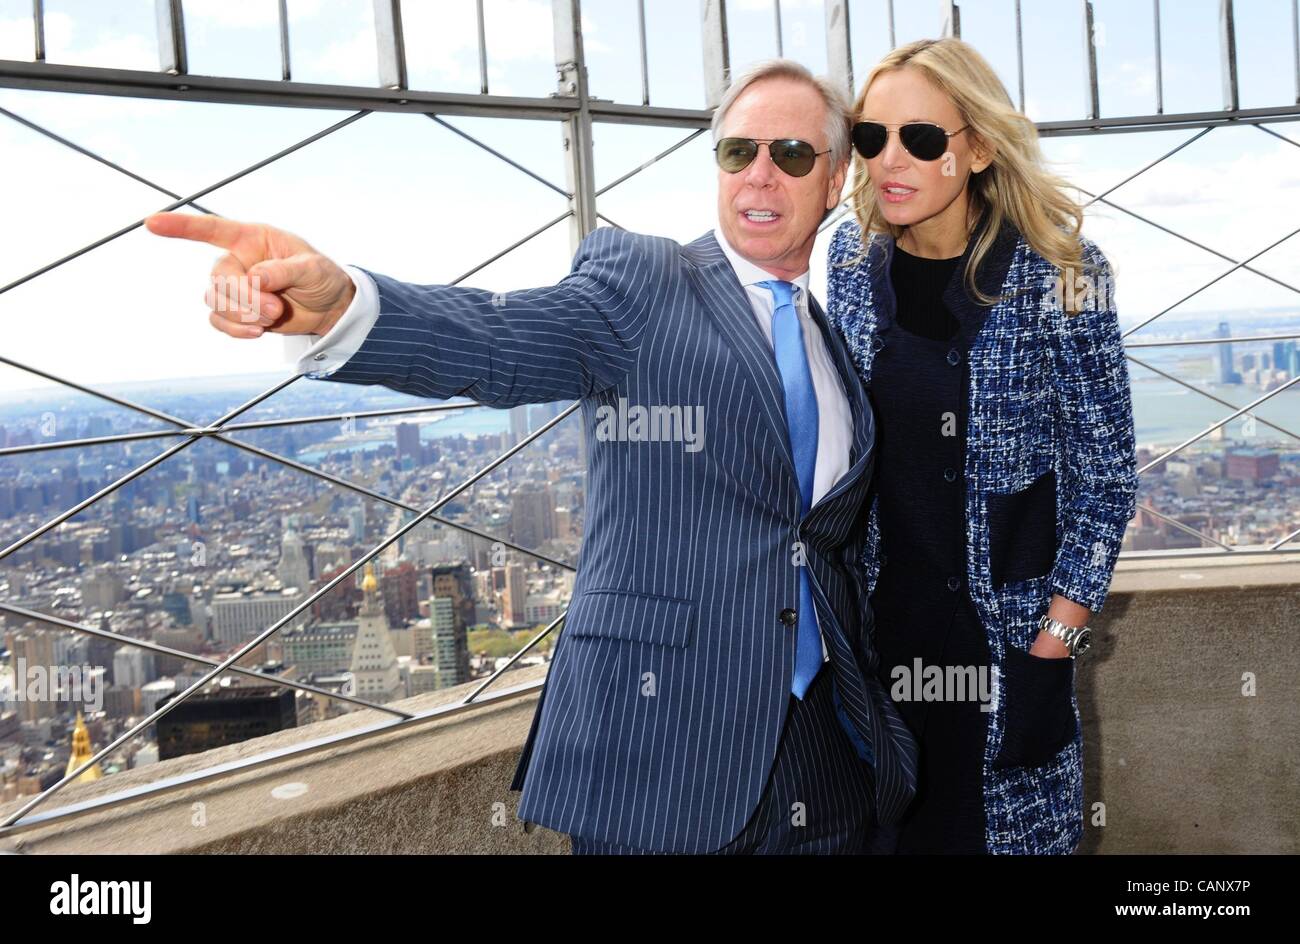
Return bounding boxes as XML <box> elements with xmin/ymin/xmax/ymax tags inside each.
<box><xmin>286</xmin><ymin>226</ymin><xmax>856</xmax><ymax>662</ymax></box>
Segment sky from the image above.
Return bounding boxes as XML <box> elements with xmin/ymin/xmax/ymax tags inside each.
<box><xmin>0</xmin><ymin>0</ymin><xmax>1297</xmax><ymax>408</ymax></box>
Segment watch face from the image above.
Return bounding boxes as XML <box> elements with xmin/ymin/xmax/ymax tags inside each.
<box><xmin>1074</xmin><ymin>628</ymin><xmax>1092</xmax><ymax>655</ymax></box>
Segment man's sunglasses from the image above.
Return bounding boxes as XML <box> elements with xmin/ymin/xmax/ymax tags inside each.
<box><xmin>714</xmin><ymin>137</ymin><xmax>831</xmax><ymax>178</ymax></box>
<box><xmin>851</xmin><ymin>121</ymin><xmax>968</xmax><ymax>162</ymax></box>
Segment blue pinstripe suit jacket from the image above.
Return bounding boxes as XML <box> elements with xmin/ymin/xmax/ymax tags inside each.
<box><xmin>324</xmin><ymin>226</ymin><xmax>918</xmax><ymax>853</ymax></box>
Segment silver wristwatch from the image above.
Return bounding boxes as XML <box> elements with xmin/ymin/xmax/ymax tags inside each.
<box><xmin>1037</xmin><ymin>614</ymin><xmax>1092</xmax><ymax>658</ymax></box>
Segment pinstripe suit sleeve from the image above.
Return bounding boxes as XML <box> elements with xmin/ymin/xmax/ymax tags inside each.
<box><xmin>1042</xmin><ymin>240</ymin><xmax>1139</xmax><ymax>613</ymax></box>
<box><xmin>321</xmin><ymin>225</ymin><xmax>667</xmax><ymax>407</ymax></box>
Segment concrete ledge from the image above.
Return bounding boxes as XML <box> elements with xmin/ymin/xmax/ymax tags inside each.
<box><xmin>3</xmin><ymin>557</ymin><xmax>1296</xmax><ymax>854</ymax></box>
<box><xmin>0</xmin><ymin>663</ymin><xmax>570</xmax><ymax>854</ymax></box>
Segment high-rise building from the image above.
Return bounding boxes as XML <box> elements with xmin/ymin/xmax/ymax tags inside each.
<box><xmin>1217</xmin><ymin>322</ymin><xmax>1242</xmax><ymax>384</ymax></box>
<box><xmin>210</xmin><ymin>588</ymin><xmax>308</xmax><ymax>647</ymax></box>
<box><xmin>6</xmin><ymin>626</ymin><xmax>57</xmax><ymax>723</ymax></box>
<box><xmin>430</xmin><ymin>562</ymin><xmax>476</xmax><ymax>631</ymax></box>
<box><xmin>156</xmin><ymin>685</ymin><xmax>297</xmax><ymax>760</ymax></box>
<box><xmin>502</xmin><ymin>563</ymin><xmax>527</xmax><ymax>626</ymax></box>
<box><xmin>278</xmin><ymin>527</ymin><xmax>311</xmax><ymax>595</ymax></box>
<box><xmin>396</xmin><ymin>422</ymin><xmax>421</xmax><ymax>462</ymax></box>
<box><xmin>281</xmin><ymin>621</ymin><xmax>358</xmax><ymax>677</ymax></box>
<box><xmin>509</xmin><ymin>405</ymin><xmax>530</xmax><ymax>446</ymax></box>
<box><xmin>348</xmin><ymin>564</ymin><xmax>403</xmax><ymax>703</ymax></box>
<box><xmin>429</xmin><ymin>595</ymin><xmax>470</xmax><ymax>688</ymax></box>
<box><xmin>510</xmin><ymin>485</ymin><xmax>556</xmax><ymax>549</ymax></box>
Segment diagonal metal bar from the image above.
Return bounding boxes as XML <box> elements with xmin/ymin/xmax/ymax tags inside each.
<box><xmin>1137</xmin><ymin>374</ymin><xmax>1300</xmax><ymax>475</ymax></box>
<box><xmin>1268</xmin><ymin>523</ymin><xmax>1300</xmax><ymax>550</ymax></box>
<box><xmin>593</xmin><ymin>128</ymin><xmax>708</xmax><ymax>197</ymax></box>
<box><xmin>0</xmin><ymin>105</ymin><xmax>216</xmax><ymax>214</ymax></box>
<box><xmin>450</xmin><ymin>209</ymin><xmax>574</xmax><ymax>286</ymax></box>
<box><xmin>1080</xmin><ymin>127</ymin><xmax>1212</xmax><ymax>208</ymax></box>
<box><xmin>0</xmin><ymin>601</ymin><xmax>414</xmax><ymax>719</ymax></box>
<box><xmin>0</xmin><ymin>401</ymin><xmax>578</xmax><ymax>828</ymax></box>
<box><xmin>1079</xmin><ymin>186</ymin><xmax>1300</xmax><ymax>299</ymax></box>
<box><xmin>0</xmin><ymin>400</ymin><xmax>484</xmax><ymax>458</ymax></box>
<box><xmin>463</xmin><ymin>610</ymin><xmax>564</xmax><ymax>704</ymax></box>
<box><xmin>0</xmin><ymin>351</ymin><xmax>576</xmax><ymax>572</ymax></box>
<box><xmin>1258</xmin><ymin>123</ymin><xmax>1300</xmax><ymax>148</ymax></box>
<box><xmin>1127</xmin><ymin>353</ymin><xmax>1300</xmax><ymax>444</ymax></box>
<box><xmin>0</xmin><ymin>375</ymin><xmax>298</xmax><ymax>564</ymax></box>
<box><xmin>1122</xmin><ymin>225</ymin><xmax>1300</xmax><ymax>339</ymax></box>
<box><xmin>1133</xmin><ymin>501</ymin><xmax>1234</xmax><ymax>551</ymax></box>
<box><xmin>429</xmin><ymin>114</ymin><xmax>569</xmax><ymax>198</ymax></box>
<box><xmin>0</xmin><ymin>110</ymin><xmax>370</xmax><ymax>297</ymax></box>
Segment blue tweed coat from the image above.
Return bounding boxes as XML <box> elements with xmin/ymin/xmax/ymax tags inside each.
<box><xmin>825</xmin><ymin>215</ymin><xmax>1139</xmax><ymax>854</ymax></box>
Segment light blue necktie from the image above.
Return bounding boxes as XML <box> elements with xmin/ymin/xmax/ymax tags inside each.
<box><xmin>758</xmin><ymin>279</ymin><xmax>822</xmax><ymax>700</ymax></box>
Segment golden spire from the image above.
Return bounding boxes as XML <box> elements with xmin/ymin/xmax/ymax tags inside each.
<box><xmin>362</xmin><ymin>562</ymin><xmax>378</xmax><ymax>594</ymax></box>
<box><xmin>65</xmin><ymin>711</ymin><xmax>104</xmax><ymax>783</ymax></box>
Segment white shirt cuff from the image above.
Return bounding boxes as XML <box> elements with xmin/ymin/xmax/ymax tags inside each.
<box><xmin>284</xmin><ymin>265</ymin><xmax>380</xmax><ymax>378</ymax></box>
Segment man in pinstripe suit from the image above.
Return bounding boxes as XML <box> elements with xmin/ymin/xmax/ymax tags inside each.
<box><xmin>145</xmin><ymin>58</ymin><xmax>917</xmax><ymax>855</ymax></box>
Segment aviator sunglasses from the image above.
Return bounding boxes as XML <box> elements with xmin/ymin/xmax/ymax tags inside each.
<box><xmin>714</xmin><ymin>137</ymin><xmax>831</xmax><ymax>178</ymax></box>
<box><xmin>852</xmin><ymin>121</ymin><xmax>968</xmax><ymax>162</ymax></box>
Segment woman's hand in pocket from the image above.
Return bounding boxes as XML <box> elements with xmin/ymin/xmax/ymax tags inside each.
<box><xmin>991</xmin><ymin>640</ymin><xmax>1078</xmax><ymax>771</ymax></box>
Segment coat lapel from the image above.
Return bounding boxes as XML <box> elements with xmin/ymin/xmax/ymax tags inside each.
<box><xmin>682</xmin><ymin>230</ymin><xmax>797</xmax><ymax>483</ymax></box>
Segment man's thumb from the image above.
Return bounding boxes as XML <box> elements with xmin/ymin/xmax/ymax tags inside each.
<box><xmin>247</xmin><ymin>254</ymin><xmax>309</xmax><ymax>294</ymax></box>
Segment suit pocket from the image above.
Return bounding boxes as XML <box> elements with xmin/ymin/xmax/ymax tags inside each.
<box><xmin>563</xmin><ymin>588</ymin><xmax>696</xmax><ymax>649</ymax></box>
<box><xmin>992</xmin><ymin>643</ymin><xmax>1077</xmax><ymax>770</ymax></box>
<box><xmin>986</xmin><ymin>468</ymin><xmax>1058</xmax><ymax>589</ymax></box>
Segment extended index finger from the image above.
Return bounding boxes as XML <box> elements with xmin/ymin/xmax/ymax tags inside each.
<box><xmin>144</xmin><ymin>211</ymin><xmax>246</xmax><ymax>250</ymax></box>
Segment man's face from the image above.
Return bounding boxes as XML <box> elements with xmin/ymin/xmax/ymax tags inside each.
<box><xmin>716</xmin><ymin>76</ymin><xmax>848</xmax><ymax>280</ymax></box>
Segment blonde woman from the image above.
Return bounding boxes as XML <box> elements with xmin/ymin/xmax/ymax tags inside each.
<box><xmin>827</xmin><ymin>38</ymin><xmax>1138</xmax><ymax>854</ymax></box>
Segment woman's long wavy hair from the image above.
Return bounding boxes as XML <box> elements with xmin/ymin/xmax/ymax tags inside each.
<box><xmin>844</xmin><ymin>38</ymin><xmax>1090</xmax><ymax>311</ymax></box>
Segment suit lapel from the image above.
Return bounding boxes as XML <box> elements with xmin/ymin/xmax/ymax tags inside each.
<box><xmin>682</xmin><ymin>231</ymin><xmax>797</xmax><ymax>483</ymax></box>
<box><xmin>682</xmin><ymin>229</ymin><xmax>875</xmax><ymax>512</ymax></box>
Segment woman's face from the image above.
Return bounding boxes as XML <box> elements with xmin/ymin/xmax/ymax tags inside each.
<box><xmin>857</xmin><ymin>67</ymin><xmax>990</xmax><ymax>231</ymax></box>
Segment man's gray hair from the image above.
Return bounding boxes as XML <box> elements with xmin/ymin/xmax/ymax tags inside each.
<box><xmin>710</xmin><ymin>59</ymin><xmax>853</xmax><ymax>167</ymax></box>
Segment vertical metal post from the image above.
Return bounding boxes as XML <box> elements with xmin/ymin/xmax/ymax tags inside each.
<box><xmin>555</xmin><ymin>0</ymin><xmax>598</xmax><ymax>250</ymax></box>
<box><xmin>1153</xmin><ymin>0</ymin><xmax>1164</xmax><ymax>114</ymax></box>
<box><xmin>637</xmin><ymin>0</ymin><xmax>650</xmax><ymax>105</ymax></box>
<box><xmin>1083</xmin><ymin>0</ymin><xmax>1100</xmax><ymax>119</ymax></box>
<box><xmin>826</xmin><ymin>0</ymin><xmax>853</xmax><ymax>100</ymax></box>
<box><xmin>374</xmin><ymin>0</ymin><xmax>407</xmax><ymax>90</ymax></box>
<box><xmin>886</xmin><ymin>0</ymin><xmax>896</xmax><ymax>49</ymax></box>
<box><xmin>278</xmin><ymin>0</ymin><xmax>291</xmax><ymax>81</ymax></box>
<box><xmin>701</xmin><ymin>0</ymin><xmax>730</xmax><ymax>110</ymax></box>
<box><xmin>156</xmin><ymin>0</ymin><xmax>186</xmax><ymax>75</ymax></box>
<box><xmin>1014</xmin><ymin>0</ymin><xmax>1025</xmax><ymax>110</ymax></box>
<box><xmin>476</xmin><ymin>0</ymin><xmax>489</xmax><ymax>94</ymax></box>
<box><xmin>774</xmin><ymin>0</ymin><xmax>784</xmax><ymax>57</ymax></box>
<box><xmin>1291</xmin><ymin>0</ymin><xmax>1299</xmax><ymax>104</ymax></box>
<box><xmin>32</xmin><ymin>0</ymin><xmax>45</xmax><ymax>62</ymax></box>
<box><xmin>941</xmin><ymin>0</ymin><xmax>960</xmax><ymax>38</ymax></box>
<box><xmin>1219</xmin><ymin>0</ymin><xmax>1238</xmax><ymax>111</ymax></box>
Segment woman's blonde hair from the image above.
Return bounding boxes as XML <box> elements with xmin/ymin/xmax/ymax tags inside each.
<box><xmin>844</xmin><ymin>38</ymin><xmax>1090</xmax><ymax>310</ymax></box>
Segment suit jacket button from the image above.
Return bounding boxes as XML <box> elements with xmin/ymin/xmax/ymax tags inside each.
<box><xmin>947</xmin><ymin>576</ymin><xmax>961</xmax><ymax>591</ymax></box>
<box><xmin>872</xmin><ymin>334</ymin><xmax>884</xmax><ymax>352</ymax></box>
<box><xmin>779</xmin><ymin>608</ymin><xmax>798</xmax><ymax>627</ymax></box>
<box><xmin>944</xmin><ymin>467</ymin><xmax>957</xmax><ymax>482</ymax></box>
<box><xmin>946</xmin><ymin>348</ymin><xmax>961</xmax><ymax>366</ymax></box>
